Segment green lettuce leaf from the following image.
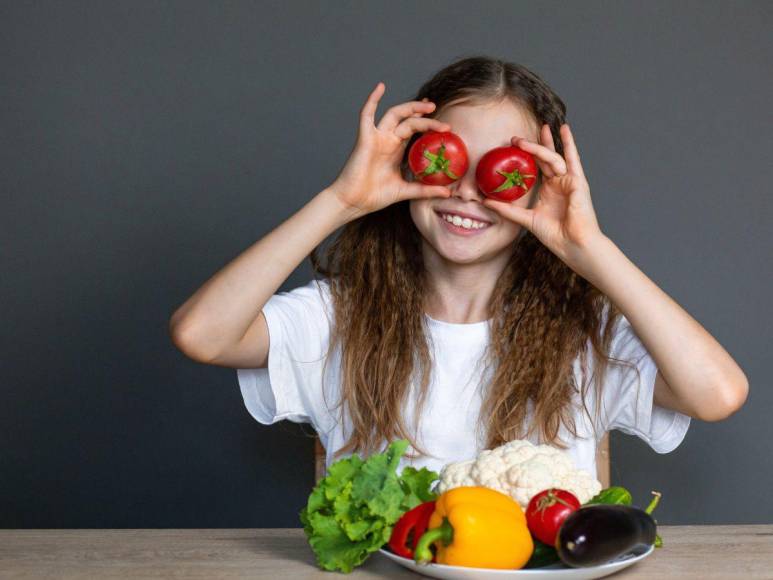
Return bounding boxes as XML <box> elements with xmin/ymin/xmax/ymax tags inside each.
<box><xmin>399</xmin><ymin>466</ymin><xmax>440</xmax><ymax>508</ymax></box>
<box><xmin>299</xmin><ymin>439</ymin><xmax>438</xmax><ymax>573</ymax></box>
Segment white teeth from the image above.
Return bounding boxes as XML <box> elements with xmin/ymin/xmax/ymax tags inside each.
<box><xmin>440</xmin><ymin>213</ymin><xmax>488</xmax><ymax>230</ymax></box>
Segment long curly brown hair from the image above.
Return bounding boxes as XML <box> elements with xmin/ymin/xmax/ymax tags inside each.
<box><xmin>309</xmin><ymin>55</ymin><xmax>637</xmax><ymax>460</ymax></box>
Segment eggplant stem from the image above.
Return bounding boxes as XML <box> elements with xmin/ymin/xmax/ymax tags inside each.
<box><xmin>645</xmin><ymin>490</ymin><xmax>662</xmax><ymax>515</ymax></box>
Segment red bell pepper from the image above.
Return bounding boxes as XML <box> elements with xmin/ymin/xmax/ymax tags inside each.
<box><xmin>388</xmin><ymin>500</ymin><xmax>436</xmax><ymax>559</ymax></box>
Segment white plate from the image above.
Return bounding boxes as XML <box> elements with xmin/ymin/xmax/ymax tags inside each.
<box><xmin>378</xmin><ymin>544</ymin><xmax>654</xmax><ymax>580</ymax></box>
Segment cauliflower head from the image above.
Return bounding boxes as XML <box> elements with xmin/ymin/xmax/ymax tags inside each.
<box><xmin>436</xmin><ymin>439</ymin><xmax>602</xmax><ymax>509</ymax></box>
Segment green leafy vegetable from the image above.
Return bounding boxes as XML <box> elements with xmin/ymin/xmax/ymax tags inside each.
<box><xmin>524</xmin><ymin>538</ymin><xmax>561</xmax><ymax>568</ymax></box>
<box><xmin>299</xmin><ymin>439</ymin><xmax>438</xmax><ymax>573</ymax></box>
<box><xmin>585</xmin><ymin>486</ymin><xmax>633</xmax><ymax>506</ymax></box>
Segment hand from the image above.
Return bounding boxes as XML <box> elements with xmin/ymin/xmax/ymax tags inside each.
<box><xmin>481</xmin><ymin>123</ymin><xmax>605</xmax><ymax>268</ymax></box>
<box><xmin>328</xmin><ymin>82</ymin><xmax>453</xmax><ymax>220</ymax></box>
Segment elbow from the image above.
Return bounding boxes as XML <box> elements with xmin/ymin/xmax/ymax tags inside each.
<box><xmin>698</xmin><ymin>372</ymin><xmax>749</xmax><ymax>422</ymax></box>
<box><xmin>728</xmin><ymin>373</ymin><xmax>750</xmax><ymax>415</ymax></box>
<box><xmin>169</xmin><ymin>317</ymin><xmax>217</xmax><ymax>364</ymax></box>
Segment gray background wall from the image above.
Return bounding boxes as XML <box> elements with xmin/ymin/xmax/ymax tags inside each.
<box><xmin>2</xmin><ymin>1</ymin><xmax>770</xmax><ymax>528</ymax></box>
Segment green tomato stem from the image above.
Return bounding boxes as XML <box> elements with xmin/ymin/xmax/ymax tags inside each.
<box><xmin>420</xmin><ymin>144</ymin><xmax>459</xmax><ymax>180</ymax></box>
<box><xmin>492</xmin><ymin>168</ymin><xmax>535</xmax><ymax>193</ymax></box>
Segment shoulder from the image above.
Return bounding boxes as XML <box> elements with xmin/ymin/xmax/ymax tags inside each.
<box><xmin>572</xmin><ymin>300</ymin><xmax>644</xmax><ymax>409</ymax></box>
<box><xmin>279</xmin><ymin>276</ymin><xmax>332</xmax><ymax>299</ymax></box>
<box><xmin>591</xmin><ymin>299</ymin><xmax>638</xmax><ymax>358</ymax></box>
<box><xmin>268</xmin><ymin>277</ymin><xmax>333</xmax><ymax>316</ymax></box>
<box><xmin>261</xmin><ymin>276</ymin><xmax>335</xmax><ymax>355</ymax></box>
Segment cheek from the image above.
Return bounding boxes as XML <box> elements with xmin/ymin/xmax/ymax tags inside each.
<box><xmin>502</xmin><ymin>220</ymin><xmax>523</xmax><ymax>242</ymax></box>
<box><xmin>495</xmin><ymin>219</ymin><xmax>523</xmax><ymax>245</ymax></box>
<box><xmin>409</xmin><ymin>199</ymin><xmax>432</xmax><ymax>230</ymax></box>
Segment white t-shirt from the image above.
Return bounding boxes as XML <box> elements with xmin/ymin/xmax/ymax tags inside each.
<box><xmin>236</xmin><ymin>278</ymin><xmax>691</xmax><ymax>479</ymax></box>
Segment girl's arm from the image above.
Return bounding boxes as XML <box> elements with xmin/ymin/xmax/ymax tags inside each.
<box><xmin>169</xmin><ymin>82</ymin><xmax>453</xmax><ymax>367</ymax></box>
<box><xmin>574</xmin><ymin>233</ymin><xmax>748</xmax><ymax>422</ymax></box>
<box><xmin>482</xmin><ymin>123</ymin><xmax>748</xmax><ymax>422</ymax></box>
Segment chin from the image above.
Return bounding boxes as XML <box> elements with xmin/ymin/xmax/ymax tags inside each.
<box><xmin>440</xmin><ymin>251</ymin><xmax>483</xmax><ymax>265</ymax></box>
<box><xmin>430</xmin><ymin>238</ymin><xmax>489</xmax><ymax>264</ymax></box>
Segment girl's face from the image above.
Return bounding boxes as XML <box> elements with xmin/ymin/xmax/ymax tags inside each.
<box><xmin>409</xmin><ymin>99</ymin><xmax>541</xmax><ymax>265</ymax></box>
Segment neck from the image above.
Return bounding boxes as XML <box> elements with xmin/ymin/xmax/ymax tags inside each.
<box><xmin>421</xmin><ymin>242</ymin><xmax>514</xmax><ymax>324</ymax></box>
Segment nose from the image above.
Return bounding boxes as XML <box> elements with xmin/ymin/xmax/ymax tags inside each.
<box><xmin>449</xmin><ymin>162</ymin><xmax>485</xmax><ymax>203</ymax></box>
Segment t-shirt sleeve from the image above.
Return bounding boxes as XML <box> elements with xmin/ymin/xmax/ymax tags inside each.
<box><xmin>235</xmin><ymin>277</ymin><xmax>335</xmax><ymax>434</ymax></box>
<box><xmin>598</xmin><ymin>312</ymin><xmax>691</xmax><ymax>453</ymax></box>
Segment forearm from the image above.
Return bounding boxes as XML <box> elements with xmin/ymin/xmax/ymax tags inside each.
<box><xmin>572</xmin><ymin>234</ymin><xmax>748</xmax><ymax>417</ymax></box>
<box><xmin>169</xmin><ymin>187</ymin><xmax>357</xmax><ymax>358</ymax></box>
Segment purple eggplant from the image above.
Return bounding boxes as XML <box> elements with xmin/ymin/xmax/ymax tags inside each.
<box><xmin>556</xmin><ymin>504</ymin><xmax>656</xmax><ymax>567</ymax></box>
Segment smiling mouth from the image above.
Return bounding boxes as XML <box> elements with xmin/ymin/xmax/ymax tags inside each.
<box><xmin>435</xmin><ymin>210</ymin><xmax>493</xmax><ymax>233</ymax></box>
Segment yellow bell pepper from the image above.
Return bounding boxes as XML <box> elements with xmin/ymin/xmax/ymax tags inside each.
<box><xmin>413</xmin><ymin>486</ymin><xmax>533</xmax><ymax>569</ymax></box>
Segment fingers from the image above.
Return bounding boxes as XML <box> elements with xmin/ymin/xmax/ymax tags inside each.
<box><xmin>378</xmin><ymin>100</ymin><xmax>438</xmax><ymax>134</ymax></box>
<box><xmin>399</xmin><ymin>180</ymin><xmax>451</xmax><ymax>202</ymax></box>
<box><xmin>359</xmin><ymin>85</ymin><xmax>444</xmax><ymax>144</ymax></box>
<box><xmin>481</xmin><ymin>198</ymin><xmax>534</xmax><ymax>230</ymax></box>
<box><xmin>559</xmin><ymin>124</ymin><xmax>587</xmax><ymax>182</ymax></box>
<box><xmin>409</xmin><ymin>98</ymin><xmax>430</xmax><ymax>118</ymax></box>
<box><xmin>359</xmin><ymin>82</ymin><xmax>386</xmax><ymax>135</ymax></box>
<box><xmin>514</xmin><ymin>123</ymin><xmax>587</xmax><ymax>182</ymax></box>
<box><xmin>540</xmin><ymin>123</ymin><xmax>556</xmax><ymax>153</ymax></box>
<box><xmin>394</xmin><ymin>117</ymin><xmax>451</xmax><ymax>141</ymax></box>
<box><xmin>513</xmin><ymin>133</ymin><xmax>567</xmax><ymax>178</ymax></box>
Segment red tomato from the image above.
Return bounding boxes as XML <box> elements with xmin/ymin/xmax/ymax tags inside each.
<box><xmin>408</xmin><ymin>131</ymin><xmax>469</xmax><ymax>186</ymax></box>
<box><xmin>475</xmin><ymin>146</ymin><xmax>538</xmax><ymax>202</ymax></box>
<box><xmin>525</xmin><ymin>488</ymin><xmax>581</xmax><ymax>547</ymax></box>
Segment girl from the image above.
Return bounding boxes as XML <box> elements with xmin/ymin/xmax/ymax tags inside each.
<box><xmin>169</xmin><ymin>56</ymin><xmax>748</xmax><ymax>479</ymax></box>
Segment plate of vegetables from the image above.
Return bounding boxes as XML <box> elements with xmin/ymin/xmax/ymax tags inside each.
<box><xmin>299</xmin><ymin>439</ymin><xmax>662</xmax><ymax>577</ymax></box>
<box><xmin>379</xmin><ymin>486</ymin><xmax>658</xmax><ymax>579</ymax></box>
<box><xmin>379</xmin><ymin>545</ymin><xmax>653</xmax><ymax>580</ymax></box>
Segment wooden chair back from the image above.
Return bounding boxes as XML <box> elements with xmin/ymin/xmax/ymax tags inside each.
<box><xmin>314</xmin><ymin>432</ymin><xmax>611</xmax><ymax>488</ymax></box>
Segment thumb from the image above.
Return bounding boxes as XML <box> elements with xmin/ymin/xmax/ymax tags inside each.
<box><xmin>399</xmin><ymin>181</ymin><xmax>451</xmax><ymax>201</ymax></box>
<box><xmin>482</xmin><ymin>198</ymin><xmax>534</xmax><ymax>230</ymax></box>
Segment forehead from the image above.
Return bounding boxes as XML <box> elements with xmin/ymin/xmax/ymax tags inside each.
<box><xmin>434</xmin><ymin>99</ymin><xmax>540</xmax><ymax>153</ymax></box>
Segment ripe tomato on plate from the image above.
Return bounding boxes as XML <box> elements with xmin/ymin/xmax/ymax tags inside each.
<box><xmin>408</xmin><ymin>131</ymin><xmax>469</xmax><ymax>186</ymax></box>
<box><xmin>525</xmin><ymin>488</ymin><xmax>581</xmax><ymax>547</ymax></box>
<box><xmin>476</xmin><ymin>145</ymin><xmax>538</xmax><ymax>202</ymax></box>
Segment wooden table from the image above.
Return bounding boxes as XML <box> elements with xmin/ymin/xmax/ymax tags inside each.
<box><xmin>1</xmin><ymin>526</ymin><xmax>771</xmax><ymax>578</ymax></box>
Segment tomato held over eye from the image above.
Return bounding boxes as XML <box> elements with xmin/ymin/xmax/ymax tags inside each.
<box><xmin>476</xmin><ymin>146</ymin><xmax>538</xmax><ymax>202</ymax></box>
<box><xmin>525</xmin><ymin>488</ymin><xmax>581</xmax><ymax>547</ymax></box>
<box><xmin>408</xmin><ymin>131</ymin><xmax>469</xmax><ymax>186</ymax></box>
